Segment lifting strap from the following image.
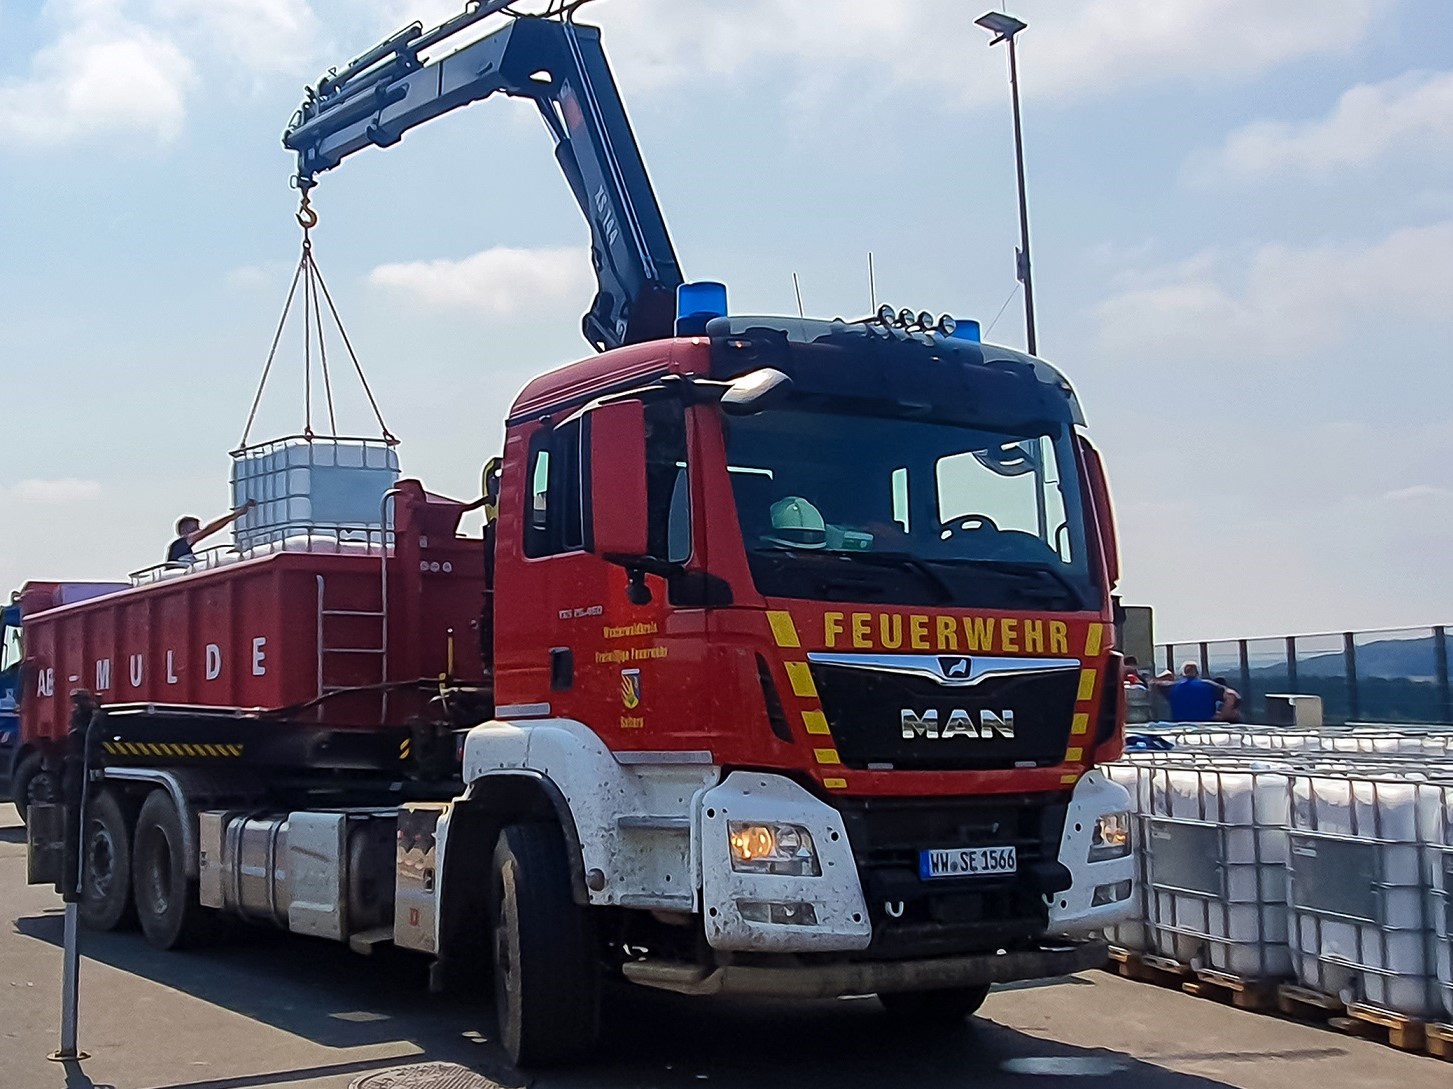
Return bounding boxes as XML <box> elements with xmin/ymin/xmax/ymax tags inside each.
<box><xmin>239</xmin><ymin>192</ymin><xmax>396</xmax><ymax>448</ymax></box>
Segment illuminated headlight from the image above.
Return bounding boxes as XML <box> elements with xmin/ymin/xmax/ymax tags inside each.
<box><xmin>728</xmin><ymin>821</ymin><xmax>821</xmax><ymax>876</ymax></box>
<box><xmin>1088</xmin><ymin>812</ymin><xmax>1132</xmax><ymax>862</ymax></box>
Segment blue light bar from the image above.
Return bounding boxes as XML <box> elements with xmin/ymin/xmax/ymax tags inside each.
<box><xmin>676</xmin><ymin>281</ymin><xmax>728</xmax><ymax>336</ymax></box>
<box><xmin>949</xmin><ymin>319</ymin><xmax>982</xmax><ymax>343</ymax></box>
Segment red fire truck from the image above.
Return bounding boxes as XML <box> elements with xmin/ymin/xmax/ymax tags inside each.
<box><xmin>18</xmin><ymin>6</ymin><xmax>1135</xmax><ymax>1068</ymax></box>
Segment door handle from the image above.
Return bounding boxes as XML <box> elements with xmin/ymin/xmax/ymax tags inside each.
<box><xmin>550</xmin><ymin>647</ymin><xmax>574</xmax><ymax>692</ymax></box>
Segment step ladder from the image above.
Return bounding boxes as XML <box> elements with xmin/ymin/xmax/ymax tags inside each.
<box><xmin>316</xmin><ymin>574</ymin><xmax>389</xmax><ymax>718</ymax></box>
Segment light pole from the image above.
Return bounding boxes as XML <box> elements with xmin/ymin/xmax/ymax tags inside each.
<box><xmin>975</xmin><ymin>11</ymin><xmax>1037</xmax><ymax>356</ymax></box>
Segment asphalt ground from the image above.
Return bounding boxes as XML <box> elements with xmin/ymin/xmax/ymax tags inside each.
<box><xmin>2</xmin><ymin>801</ymin><xmax>1448</xmax><ymax>1089</ymax></box>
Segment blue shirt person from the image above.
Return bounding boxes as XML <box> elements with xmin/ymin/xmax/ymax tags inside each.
<box><xmin>1163</xmin><ymin>662</ymin><xmax>1225</xmax><ymax>722</ymax></box>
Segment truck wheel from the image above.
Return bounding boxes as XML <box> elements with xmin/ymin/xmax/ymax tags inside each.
<box><xmin>878</xmin><ymin>984</ymin><xmax>991</xmax><ymax>1025</ymax></box>
<box><xmin>490</xmin><ymin>822</ymin><xmax>600</xmax><ymax>1067</ymax></box>
<box><xmin>132</xmin><ymin>790</ymin><xmax>212</xmax><ymax>950</ymax></box>
<box><xmin>11</xmin><ymin>752</ymin><xmax>54</xmax><ymax>825</ymax></box>
<box><xmin>78</xmin><ymin>787</ymin><xmax>136</xmax><ymax>932</ymax></box>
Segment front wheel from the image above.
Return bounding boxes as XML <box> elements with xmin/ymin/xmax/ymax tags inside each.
<box><xmin>11</xmin><ymin>751</ymin><xmax>54</xmax><ymax>825</ymax></box>
<box><xmin>490</xmin><ymin>822</ymin><xmax>601</xmax><ymax>1067</ymax></box>
<box><xmin>78</xmin><ymin>787</ymin><xmax>136</xmax><ymax>932</ymax></box>
<box><xmin>878</xmin><ymin>984</ymin><xmax>991</xmax><ymax>1025</ymax></box>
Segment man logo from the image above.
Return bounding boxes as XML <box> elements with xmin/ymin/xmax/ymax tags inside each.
<box><xmin>620</xmin><ymin>669</ymin><xmax>642</xmax><ymax>710</ymax></box>
<box><xmin>901</xmin><ymin>708</ymin><xmax>1015</xmax><ymax>740</ymax></box>
<box><xmin>939</xmin><ymin>657</ymin><xmax>970</xmax><ymax>679</ymax></box>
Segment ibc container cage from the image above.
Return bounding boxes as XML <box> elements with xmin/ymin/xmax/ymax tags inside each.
<box><xmin>231</xmin><ymin>436</ymin><xmax>400</xmax><ymax>551</ymax></box>
<box><xmin>1287</xmin><ymin>768</ymin><xmax>1440</xmax><ymax>1016</ymax></box>
<box><xmin>1113</xmin><ymin>752</ymin><xmax>1294</xmax><ymax>979</ymax></box>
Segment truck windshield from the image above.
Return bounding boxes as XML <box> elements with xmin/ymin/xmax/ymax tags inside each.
<box><xmin>724</xmin><ymin>408</ymin><xmax>1102</xmax><ymax>612</ymax></box>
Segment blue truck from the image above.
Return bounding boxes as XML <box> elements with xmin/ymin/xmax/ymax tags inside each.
<box><xmin>1</xmin><ymin>600</ymin><xmax>20</xmax><ymax>793</ymax></box>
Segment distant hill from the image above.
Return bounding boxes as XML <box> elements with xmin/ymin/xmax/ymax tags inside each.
<box><xmin>1247</xmin><ymin>634</ymin><xmax>1442</xmax><ymax>682</ymax></box>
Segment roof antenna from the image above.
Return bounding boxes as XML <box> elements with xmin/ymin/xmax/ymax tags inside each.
<box><xmin>792</xmin><ymin>272</ymin><xmax>805</xmax><ymax>319</ymax></box>
<box><xmin>868</xmin><ymin>252</ymin><xmax>877</xmax><ymax>311</ymax></box>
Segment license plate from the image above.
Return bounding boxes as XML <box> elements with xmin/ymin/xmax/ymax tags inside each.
<box><xmin>919</xmin><ymin>845</ymin><xmax>1017</xmax><ymax>879</ymax></box>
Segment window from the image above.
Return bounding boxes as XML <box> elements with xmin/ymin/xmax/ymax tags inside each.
<box><xmin>724</xmin><ymin>408</ymin><xmax>1099</xmax><ymax>610</ymax></box>
<box><xmin>0</xmin><ymin>621</ymin><xmax>19</xmax><ymax>674</ymax></box>
<box><xmin>644</xmin><ymin>402</ymin><xmax>691</xmax><ymax>564</ymax></box>
<box><xmin>523</xmin><ymin>419</ymin><xmax>587</xmax><ymax>557</ymax></box>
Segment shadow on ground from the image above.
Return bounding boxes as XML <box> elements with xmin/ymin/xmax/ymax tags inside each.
<box><xmin>9</xmin><ymin>908</ymin><xmax>1265</xmax><ymax>1089</ymax></box>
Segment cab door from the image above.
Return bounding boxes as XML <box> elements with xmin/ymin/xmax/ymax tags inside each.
<box><xmin>493</xmin><ymin>400</ymin><xmax>706</xmax><ymax>749</ymax></box>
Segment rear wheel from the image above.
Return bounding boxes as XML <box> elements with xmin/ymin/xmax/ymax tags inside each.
<box><xmin>132</xmin><ymin>790</ymin><xmax>213</xmax><ymax>949</ymax></box>
<box><xmin>78</xmin><ymin>787</ymin><xmax>136</xmax><ymax>931</ymax></box>
<box><xmin>490</xmin><ymin>822</ymin><xmax>600</xmax><ymax>1067</ymax></box>
<box><xmin>878</xmin><ymin>984</ymin><xmax>991</xmax><ymax>1025</ymax></box>
<box><xmin>11</xmin><ymin>751</ymin><xmax>54</xmax><ymax>825</ymax></box>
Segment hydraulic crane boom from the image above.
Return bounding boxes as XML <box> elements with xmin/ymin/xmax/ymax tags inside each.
<box><xmin>283</xmin><ymin>7</ymin><xmax>683</xmax><ymax>352</ymax></box>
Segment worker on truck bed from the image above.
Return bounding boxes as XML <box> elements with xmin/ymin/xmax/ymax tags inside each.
<box><xmin>167</xmin><ymin>501</ymin><xmax>255</xmax><ymax>565</ymax></box>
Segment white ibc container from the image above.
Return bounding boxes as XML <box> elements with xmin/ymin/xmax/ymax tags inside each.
<box><xmin>1103</xmin><ymin>762</ymin><xmax>1153</xmax><ymax>952</ymax></box>
<box><xmin>231</xmin><ymin>437</ymin><xmax>400</xmax><ymax>550</ymax></box>
<box><xmin>1136</xmin><ymin>757</ymin><xmax>1293</xmax><ymax>979</ymax></box>
<box><xmin>1417</xmin><ymin>781</ymin><xmax>1453</xmax><ymax>1020</ymax></box>
<box><xmin>1288</xmin><ymin>771</ymin><xmax>1436</xmax><ymax>1016</ymax></box>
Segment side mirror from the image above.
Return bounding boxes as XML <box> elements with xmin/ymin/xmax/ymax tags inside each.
<box><xmin>590</xmin><ymin>400</ymin><xmax>650</xmax><ymax>558</ymax></box>
<box><xmin>721</xmin><ymin>368</ymin><xmax>792</xmax><ymax>416</ymax></box>
<box><xmin>1077</xmin><ymin>436</ymin><xmax>1119</xmax><ymax>590</ymax></box>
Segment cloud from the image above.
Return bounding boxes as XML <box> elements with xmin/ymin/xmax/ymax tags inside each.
<box><xmin>0</xmin><ymin>3</ymin><xmax>196</xmax><ymax>145</ymax></box>
<box><xmin>150</xmin><ymin>0</ymin><xmax>321</xmax><ymax>74</ymax></box>
<box><xmin>1092</xmin><ymin>221</ymin><xmax>1453</xmax><ymax>365</ymax></box>
<box><xmin>368</xmin><ymin>246</ymin><xmax>594</xmax><ymax>317</ymax></box>
<box><xmin>8</xmin><ymin>478</ymin><xmax>103</xmax><ymax>504</ymax></box>
<box><xmin>585</xmin><ymin>0</ymin><xmax>1391</xmax><ymax>104</ymax></box>
<box><xmin>1190</xmin><ymin>69</ymin><xmax>1453</xmax><ymax>181</ymax></box>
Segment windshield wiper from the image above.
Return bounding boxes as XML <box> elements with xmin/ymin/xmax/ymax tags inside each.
<box><xmin>823</xmin><ymin>550</ymin><xmax>954</xmax><ymax>604</ymax></box>
<box><xmin>943</xmin><ymin>558</ymin><xmax>1084</xmax><ymax>610</ymax></box>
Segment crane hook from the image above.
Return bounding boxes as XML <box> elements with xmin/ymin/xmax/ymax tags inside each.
<box><xmin>296</xmin><ymin>191</ymin><xmax>319</xmax><ymax>230</ymax></box>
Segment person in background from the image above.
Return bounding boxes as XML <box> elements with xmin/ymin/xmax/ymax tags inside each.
<box><xmin>1155</xmin><ymin>661</ymin><xmax>1225</xmax><ymax>723</ymax></box>
<box><xmin>1213</xmin><ymin>676</ymin><xmax>1243</xmax><ymax>724</ymax></box>
<box><xmin>1123</xmin><ymin>656</ymin><xmax>1151</xmax><ymax>724</ymax></box>
<box><xmin>167</xmin><ymin>500</ymin><xmax>256</xmax><ymax>565</ymax></box>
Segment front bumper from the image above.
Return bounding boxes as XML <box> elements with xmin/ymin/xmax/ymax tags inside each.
<box><xmin>622</xmin><ymin>937</ymin><xmax>1108</xmax><ymax>997</ymax></box>
<box><xmin>698</xmin><ymin>770</ymin><xmax>1135</xmax><ymax>955</ymax></box>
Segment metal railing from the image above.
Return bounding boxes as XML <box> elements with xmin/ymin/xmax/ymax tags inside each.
<box><xmin>1158</xmin><ymin>624</ymin><xmax>1453</xmax><ymax>726</ymax></box>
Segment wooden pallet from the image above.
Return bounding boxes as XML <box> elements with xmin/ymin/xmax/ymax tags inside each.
<box><xmin>1276</xmin><ymin>983</ymin><xmax>1343</xmax><ymax>1022</ymax></box>
<box><xmin>1186</xmin><ymin>967</ymin><xmax>1279</xmax><ymax>1011</ymax></box>
<box><xmin>1107</xmin><ymin>949</ymin><xmax>1278</xmax><ymax>1010</ymax></box>
<box><xmin>1277</xmin><ymin>985</ymin><xmax>1428</xmax><ymax>1052</ymax></box>
<box><xmin>1426</xmin><ymin>1023</ymin><xmax>1453</xmax><ymax>1061</ymax></box>
<box><xmin>1107</xmin><ymin>948</ymin><xmax>1193</xmax><ymax>987</ymax></box>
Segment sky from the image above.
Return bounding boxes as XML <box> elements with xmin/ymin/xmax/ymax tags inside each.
<box><xmin>1</xmin><ymin>0</ymin><xmax>1451</xmax><ymax>643</ymax></box>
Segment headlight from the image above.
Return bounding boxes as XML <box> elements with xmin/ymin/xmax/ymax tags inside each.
<box><xmin>728</xmin><ymin>821</ymin><xmax>821</xmax><ymax>876</ymax></box>
<box><xmin>1088</xmin><ymin>811</ymin><xmax>1132</xmax><ymax>862</ymax></box>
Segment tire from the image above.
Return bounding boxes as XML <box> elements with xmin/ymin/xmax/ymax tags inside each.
<box><xmin>11</xmin><ymin>751</ymin><xmax>54</xmax><ymax>826</ymax></box>
<box><xmin>78</xmin><ymin>787</ymin><xmax>136</xmax><ymax>932</ymax></box>
<box><xmin>490</xmin><ymin>822</ymin><xmax>601</xmax><ymax>1068</ymax></box>
<box><xmin>132</xmin><ymin>790</ymin><xmax>213</xmax><ymax>949</ymax></box>
<box><xmin>878</xmin><ymin>984</ymin><xmax>992</xmax><ymax>1025</ymax></box>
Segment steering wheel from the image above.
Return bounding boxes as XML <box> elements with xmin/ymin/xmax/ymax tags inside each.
<box><xmin>939</xmin><ymin>514</ymin><xmax>999</xmax><ymax>541</ymax></box>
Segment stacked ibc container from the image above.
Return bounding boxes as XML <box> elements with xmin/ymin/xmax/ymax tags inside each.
<box><xmin>1108</xmin><ymin>753</ymin><xmax>1293</xmax><ymax>979</ymax></box>
<box><xmin>1110</xmin><ymin>725</ymin><xmax>1453</xmax><ymax>1037</ymax></box>
<box><xmin>1286</xmin><ymin>770</ymin><xmax>1437</xmax><ymax>1016</ymax></box>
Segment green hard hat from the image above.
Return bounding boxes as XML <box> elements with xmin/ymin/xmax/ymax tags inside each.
<box><xmin>766</xmin><ymin>496</ymin><xmax>826</xmax><ymax>549</ymax></box>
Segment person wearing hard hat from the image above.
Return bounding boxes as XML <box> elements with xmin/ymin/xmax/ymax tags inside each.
<box><xmin>763</xmin><ymin>496</ymin><xmax>827</xmax><ymax>550</ymax></box>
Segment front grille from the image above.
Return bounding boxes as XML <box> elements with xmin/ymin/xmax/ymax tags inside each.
<box><xmin>810</xmin><ymin>659</ymin><xmax>1079</xmax><ymax>770</ymax></box>
<box><xmin>834</xmin><ymin>795</ymin><xmax>1069</xmax><ymax>958</ymax></box>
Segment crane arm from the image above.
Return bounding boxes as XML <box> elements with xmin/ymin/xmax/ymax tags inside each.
<box><xmin>283</xmin><ymin>9</ymin><xmax>683</xmax><ymax>351</ymax></box>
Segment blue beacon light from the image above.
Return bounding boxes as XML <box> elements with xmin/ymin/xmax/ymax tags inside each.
<box><xmin>948</xmin><ymin>319</ymin><xmax>982</xmax><ymax>343</ymax></box>
<box><xmin>676</xmin><ymin>281</ymin><xmax>728</xmax><ymax>336</ymax></box>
